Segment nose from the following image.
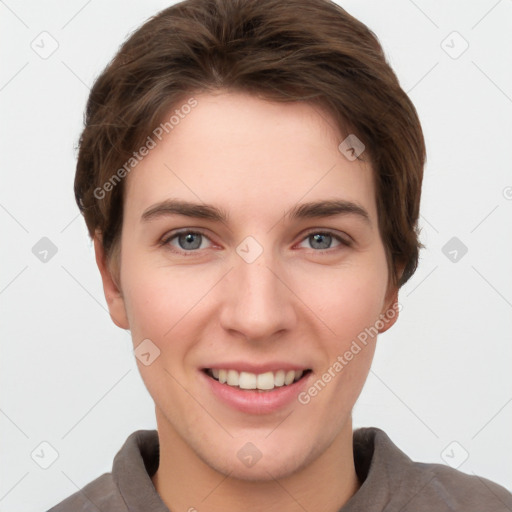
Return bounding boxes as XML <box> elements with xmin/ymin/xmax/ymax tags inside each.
<box><xmin>218</xmin><ymin>249</ymin><xmax>297</xmax><ymax>342</ymax></box>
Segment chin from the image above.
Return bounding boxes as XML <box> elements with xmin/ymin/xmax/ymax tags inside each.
<box><xmin>198</xmin><ymin>437</ymin><xmax>320</xmax><ymax>482</ymax></box>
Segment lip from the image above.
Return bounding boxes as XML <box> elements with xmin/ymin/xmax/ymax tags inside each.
<box><xmin>199</xmin><ymin>367</ymin><xmax>313</xmax><ymax>415</ymax></box>
<box><xmin>204</xmin><ymin>362</ymin><xmax>309</xmax><ymax>373</ymax></box>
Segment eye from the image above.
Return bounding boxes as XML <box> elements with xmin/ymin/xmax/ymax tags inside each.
<box><xmin>161</xmin><ymin>230</ymin><xmax>213</xmax><ymax>253</ymax></box>
<box><xmin>160</xmin><ymin>228</ymin><xmax>351</xmax><ymax>255</ymax></box>
<box><xmin>297</xmin><ymin>230</ymin><xmax>351</xmax><ymax>252</ymax></box>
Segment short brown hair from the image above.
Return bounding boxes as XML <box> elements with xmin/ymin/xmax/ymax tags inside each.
<box><xmin>75</xmin><ymin>0</ymin><xmax>425</xmax><ymax>289</ymax></box>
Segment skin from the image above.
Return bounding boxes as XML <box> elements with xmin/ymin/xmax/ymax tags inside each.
<box><xmin>94</xmin><ymin>90</ymin><xmax>401</xmax><ymax>512</ymax></box>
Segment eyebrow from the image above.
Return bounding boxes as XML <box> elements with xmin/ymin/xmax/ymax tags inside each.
<box><xmin>141</xmin><ymin>198</ymin><xmax>371</xmax><ymax>226</ymax></box>
<box><xmin>285</xmin><ymin>199</ymin><xmax>371</xmax><ymax>225</ymax></box>
<box><xmin>141</xmin><ymin>199</ymin><xmax>230</xmax><ymax>223</ymax></box>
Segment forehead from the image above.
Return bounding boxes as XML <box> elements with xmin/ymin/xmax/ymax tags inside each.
<box><xmin>123</xmin><ymin>91</ymin><xmax>377</xmax><ymax>226</ymax></box>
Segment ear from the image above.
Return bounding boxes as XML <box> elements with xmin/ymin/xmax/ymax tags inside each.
<box><xmin>377</xmin><ymin>266</ymin><xmax>404</xmax><ymax>334</ymax></box>
<box><xmin>93</xmin><ymin>232</ymin><xmax>129</xmax><ymax>330</ymax></box>
<box><xmin>378</xmin><ymin>285</ymin><xmax>400</xmax><ymax>334</ymax></box>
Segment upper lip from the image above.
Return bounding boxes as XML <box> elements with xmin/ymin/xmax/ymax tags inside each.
<box><xmin>203</xmin><ymin>362</ymin><xmax>311</xmax><ymax>374</ymax></box>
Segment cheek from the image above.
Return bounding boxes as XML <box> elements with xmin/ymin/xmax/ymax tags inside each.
<box><xmin>298</xmin><ymin>272</ymin><xmax>381</xmax><ymax>414</ymax></box>
<box><xmin>297</xmin><ymin>262</ymin><xmax>387</xmax><ymax>342</ymax></box>
<box><xmin>120</xmin><ymin>253</ymin><xmax>192</xmax><ymax>342</ymax></box>
<box><xmin>120</xmin><ymin>255</ymin><xmax>221</xmax><ymax>369</ymax></box>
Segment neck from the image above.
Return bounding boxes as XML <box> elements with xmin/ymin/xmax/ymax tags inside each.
<box><xmin>151</xmin><ymin>412</ymin><xmax>360</xmax><ymax>512</ymax></box>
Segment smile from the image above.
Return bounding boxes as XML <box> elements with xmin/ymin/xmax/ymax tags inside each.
<box><xmin>203</xmin><ymin>368</ymin><xmax>312</xmax><ymax>392</ymax></box>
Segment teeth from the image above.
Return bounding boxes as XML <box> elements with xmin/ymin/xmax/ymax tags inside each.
<box><xmin>274</xmin><ymin>370</ymin><xmax>285</xmax><ymax>387</ymax></box>
<box><xmin>239</xmin><ymin>372</ymin><xmax>257</xmax><ymax>389</ymax></box>
<box><xmin>284</xmin><ymin>370</ymin><xmax>295</xmax><ymax>385</ymax></box>
<box><xmin>256</xmin><ymin>371</ymin><xmax>274</xmax><ymax>390</ymax></box>
<box><xmin>227</xmin><ymin>369</ymin><xmax>239</xmax><ymax>386</ymax></box>
<box><xmin>207</xmin><ymin>368</ymin><xmax>307</xmax><ymax>390</ymax></box>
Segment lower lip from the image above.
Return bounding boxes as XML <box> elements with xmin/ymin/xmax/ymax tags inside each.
<box><xmin>200</xmin><ymin>370</ymin><xmax>312</xmax><ymax>414</ymax></box>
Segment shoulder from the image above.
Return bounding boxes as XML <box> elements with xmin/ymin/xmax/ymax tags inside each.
<box><xmin>411</xmin><ymin>459</ymin><xmax>512</xmax><ymax>511</ymax></box>
<box><xmin>352</xmin><ymin>427</ymin><xmax>512</xmax><ymax>511</ymax></box>
<box><xmin>46</xmin><ymin>473</ymin><xmax>128</xmax><ymax>512</ymax></box>
<box><xmin>46</xmin><ymin>429</ymin><xmax>160</xmax><ymax>512</ymax></box>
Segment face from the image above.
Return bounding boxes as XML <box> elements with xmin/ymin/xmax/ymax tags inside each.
<box><xmin>96</xmin><ymin>90</ymin><xmax>399</xmax><ymax>481</ymax></box>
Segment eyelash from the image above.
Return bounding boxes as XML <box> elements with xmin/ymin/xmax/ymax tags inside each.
<box><xmin>159</xmin><ymin>228</ymin><xmax>352</xmax><ymax>256</ymax></box>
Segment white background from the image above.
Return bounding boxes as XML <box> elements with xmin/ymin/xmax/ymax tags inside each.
<box><xmin>1</xmin><ymin>1</ymin><xmax>511</xmax><ymax>510</ymax></box>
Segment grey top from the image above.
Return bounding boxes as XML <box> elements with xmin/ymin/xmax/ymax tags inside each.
<box><xmin>47</xmin><ymin>427</ymin><xmax>512</xmax><ymax>511</ymax></box>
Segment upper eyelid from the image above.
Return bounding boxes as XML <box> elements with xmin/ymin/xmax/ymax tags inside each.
<box><xmin>161</xmin><ymin>228</ymin><xmax>213</xmax><ymax>244</ymax></box>
<box><xmin>162</xmin><ymin>228</ymin><xmax>350</xmax><ymax>249</ymax></box>
<box><xmin>299</xmin><ymin>230</ymin><xmax>350</xmax><ymax>245</ymax></box>
<box><xmin>161</xmin><ymin>229</ymin><xmax>216</xmax><ymax>253</ymax></box>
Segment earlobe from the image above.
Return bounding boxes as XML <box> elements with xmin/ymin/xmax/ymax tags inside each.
<box><xmin>93</xmin><ymin>233</ymin><xmax>129</xmax><ymax>330</ymax></box>
<box><xmin>378</xmin><ymin>285</ymin><xmax>400</xmax><ymax>334</ymax></box>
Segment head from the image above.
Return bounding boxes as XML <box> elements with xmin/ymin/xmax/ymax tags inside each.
<box><xmin>75</xmin><ymin>0</ymin><xmax>425</xmax><ymax>480</ymax></box>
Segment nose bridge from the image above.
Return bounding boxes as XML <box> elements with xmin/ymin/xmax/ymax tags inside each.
<box><xmin>219</xmin><ymin>242</ymin><xmax>295</xmax><ymax>340</ymax></box>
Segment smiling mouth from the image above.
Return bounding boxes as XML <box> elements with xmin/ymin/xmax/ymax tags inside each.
<box><xmin>203</xmin><ymin>368</ymin><xmax>312</xmax><ymax>392</ymax></box>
